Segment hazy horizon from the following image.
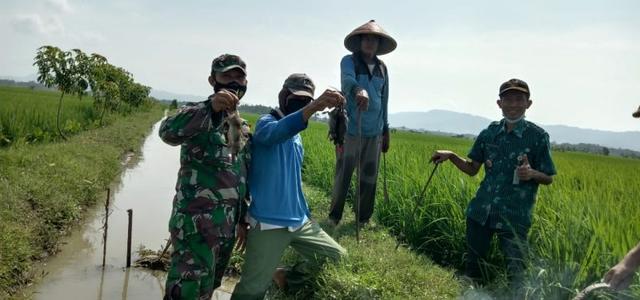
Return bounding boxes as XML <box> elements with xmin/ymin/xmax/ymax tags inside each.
<box><xmin>2</xmin><ymin>0</ymin><xmax>639</xmax><ymax>132</ymax></box>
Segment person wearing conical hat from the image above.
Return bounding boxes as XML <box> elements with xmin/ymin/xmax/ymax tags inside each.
<box><xmin>329</xmin><ymin>20</ymin><xmax>397</xmax><ymax>226</ymax></box>
<box><xmin>603</xmin><ymin>106</ymin><xmax>640</xmax><ymax>291</ymax></box>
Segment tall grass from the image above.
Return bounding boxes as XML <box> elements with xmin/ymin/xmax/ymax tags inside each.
<box><xmin>0</xmin><ymin>86</ymin><xmax>154</xmax><ymax>146</ymax></box>
<box><xmin>298</xmin><ymin>119</ymin><xmax>640</xmax><ymax>298</ymax></box>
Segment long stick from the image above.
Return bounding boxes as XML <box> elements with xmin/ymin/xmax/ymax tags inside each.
<box><xmin>159</xmin><ymin>238</ymin><xmax>172</xmax><ymax>258</ymax></box>
<box><xmin>383</xmin><ymin>153</ymin><xmax>389</xmax><ymax>204</ymax></box>
<box><xmin>395</xmin><ymin>163</ymin><xmax>440</xmax><ymax>250</ymax></box>
<box><xmin>409</xmin><ymin>163</ymin><xmax>440</xmax><ymax>218</ymax></box>
<box><xmin>101</xmin><ymin>188</ymin><xmax>110</xmax><ymax>269</ymax></box>
<box><xmin>355</xmin><ymin>111</ymin><xmax>362</xmax><ymax>242</ymax></box>
<box><xmin>126</xmin><ymin>209</ymin><xmax>133</xmax><ymax>268</ymax></box>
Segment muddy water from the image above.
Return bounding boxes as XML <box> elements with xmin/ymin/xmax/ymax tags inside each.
<box><xmin>26</xmin><ymin>120</ymin><xmax>235</xmax><ymax>300</ymax></box>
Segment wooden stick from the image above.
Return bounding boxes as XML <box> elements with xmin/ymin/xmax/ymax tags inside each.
<box><xmin>101</xmin><ymin>188</ymin><xmax>110</xmax><ymax>269</ymax></box>
<box><xmin>126</xmin><ymin>209</ymin><xmax>133</xmax><ymax>268</ymax></box>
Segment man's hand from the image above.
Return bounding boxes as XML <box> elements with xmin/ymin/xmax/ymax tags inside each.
<box><xmin>315</xmin><ymin>89</ymin><xmax>346</xmax><ymax>111</ymax></box>
<box><xmin>604</xmin><ymin>261</ymin><xmax>636</xmax><ymax>290</ymax></box>
<box><xmin>302</xmin><ymin>89</ymin><xmax>345</xmax><ymax>121</ymax></box>
<box><xmin>516</xmin><ymin>154</ymin><xmax>535</xmax><ymax>181</ymax></box>
<box><xmin>604</xmin><ymin>243</ymin><xmax>640</xmax><ymax>291</ymax></box>
<box><xmin>382</xmin><ymin>132</ymin><xmax>390</xmax><ymax>153</ymax></box>
<box><xmin>516</xmin><ymin>154</ymin><xmax>554</xmax><ymax>184</ymax></box>
<box><xmin>234</xmin><ymin>222</ymin><xmax>249</xmax><ymax>253</ymax></box>
<box><xmin>431</xmin><ymin>150</ymin><xmax>454</xmax><ymax>164</ymax></box>
<box><xmin>431</xmin><ymin>150</ymin><xmax>481</xmax><ymax>176</ymax></box>
<box><xmin>210</xmin><ymin>90</ymin><xmax>239</xmax><ymax>112</ymax></box>
<box><xmin>355</xmin><ymin>88</ymin><xmax>369</xmax><ymax>111</ymax></box>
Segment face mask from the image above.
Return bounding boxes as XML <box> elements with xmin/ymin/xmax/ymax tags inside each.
<box><xmin>284</xmin><ymin>98</ymin><xmax>311</xmax><ymax>115</ymax></box>
<box><xmin>214</xmin><ymin>81</ymin><xmax>247</xmax><ymax>99</ymax></box>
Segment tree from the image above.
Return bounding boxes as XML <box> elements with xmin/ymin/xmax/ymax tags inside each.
<box><xmin>90</xmin><ymin>60</ymin><xmax>122</xmax><ymax>125</ymax></box>
<box><xmin>33</xmin><ymin>46</ymin><xmax>91</xmax><ymax>139</ymax></box>
<box><xmin>34</xmin><ymin>45</ymin><xmax>152</xmax><ymax>130</ymax></box>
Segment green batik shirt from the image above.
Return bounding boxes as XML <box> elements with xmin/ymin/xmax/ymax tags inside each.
<box><xmin>159</xmin><ymin>98</ymin><xmax>250</xmax><ymax>239</ymax></box>
<box><xmin>467</xmin><ymin>118</ymin><xmax>556</xmax><ymax>229</ymax></box>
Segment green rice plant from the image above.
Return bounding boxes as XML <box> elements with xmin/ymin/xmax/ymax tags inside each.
<box><xmin>293</xmin><ymin>116</ymin><xmax>640</xmax><ymax>298</ymax></box>
<box><xmin>0</xmin><ymin>86</ymin><xmax>155</xmax><ymax>147</ymax></box>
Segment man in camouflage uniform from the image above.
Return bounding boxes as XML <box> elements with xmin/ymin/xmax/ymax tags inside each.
<box><xmin>160</xmin><ymin>54</ymin><xmax>251</xmax><ymax>300</ymax></box>
<box><xmin>432</xmin><ymin>79</ymin><xmax>556</xmax><ymax>285</ymax></box>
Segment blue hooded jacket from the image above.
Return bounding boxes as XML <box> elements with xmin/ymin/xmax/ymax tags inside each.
<box><xmin>340</xmin><ymin>53</ymin><xmax>389</xmax><ymax>137</ymax></box>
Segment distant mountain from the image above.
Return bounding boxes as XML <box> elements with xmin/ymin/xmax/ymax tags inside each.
<box><xmin>149</xmin><ymin>89</ymin><xmax>203</xmax><ymax>102</ymax></box>
<box><xmin>389</xmin><ymin>110</ymin><xmax>640</xmax><ymax>152</ymax></box>
<box><xmin>0</xmin><ymin>73</ymin><xmax>38</xmax><ymax>82</ymax></box>
<box><xmin>390</xmin><ymin>110</ymin><xmax>490</xmax><ymax>136</ymax></box>
<box><xmin>0</xmin><ymin>79</ymin><xmax>51</xmax><ymax>90</ymax></box>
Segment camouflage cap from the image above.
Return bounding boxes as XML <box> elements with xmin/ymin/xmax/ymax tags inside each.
<box><xmin>211</xmin><ymin>54</ymin><xmax>246</xmax><ymax>75</ymax></box>
<box><xmin>283</xmin><ymin>73</ymin><xmax>315</xmax><ymax>98</ymax></box>
<box><xmin>499</xmin><ymin>78</ymin><xmax>530</xmax><ymax>97</ymax></box>
<box><xmin>633</xmin><ymin>105</ymin><xmax>640</xmax><ymax>118</ymax></box>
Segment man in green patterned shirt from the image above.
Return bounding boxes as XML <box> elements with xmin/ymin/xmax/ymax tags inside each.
<box><xmin>160</xmin><ymin>54</ymin><xmax>251</xmax><ymax>300</ymax></box>
<box><xmin>432</xmin><ymin>78</ymin><xmax>556</xmax><ymax>284</ymax></box>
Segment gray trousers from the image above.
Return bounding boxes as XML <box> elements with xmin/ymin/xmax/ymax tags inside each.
<box><xmin>329</xmin><ymin>134</ymin><xmax>381</xmax><ymax>223</ymax></box>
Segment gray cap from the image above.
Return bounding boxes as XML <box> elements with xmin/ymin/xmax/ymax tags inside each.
<box><xmin>283</xmin><ymin>73</ymin><xmax>315</xmax><ymax>98</ymax></box>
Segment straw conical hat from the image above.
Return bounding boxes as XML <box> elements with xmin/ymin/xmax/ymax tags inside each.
<box><xmin>344</xmin><ymin>20</ymin><xmax>397</xmax><ymax>55</ymax></box>
<box><xmin>633</xmin><ymin>105</ymin><xmax>640</xmax><ymax>118</ymax></box>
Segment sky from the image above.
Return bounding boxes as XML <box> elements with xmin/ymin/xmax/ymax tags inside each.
<box><xmin>2</xmin><ymin>0</ymin><xmax>639</xmax><ymax>132</ymax></box>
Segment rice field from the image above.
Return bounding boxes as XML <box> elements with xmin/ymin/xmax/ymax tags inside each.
<box><xmin>296</xmin><ymin>117</ymin><xmax>640</xmax><ymax>298</ymax></box>
<box><xmin>0</xmin><ymin>86</ymin><xmax>155</xmax><ymax>147</ymax></box>
<box><xmin>0</xmin><ymin>86</ymin><xmax>103</xmax><ymax>146</ymax></box>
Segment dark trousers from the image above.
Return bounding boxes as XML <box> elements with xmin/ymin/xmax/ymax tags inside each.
<box><xmin>329</xmin><ymin>134</ymin><xmax>381</xmax><ymax>223</ymax></box>
<box><xmin>465</xmin><ymin>216</ymin><xmax>529</xmax><ymax>283</ymax></box>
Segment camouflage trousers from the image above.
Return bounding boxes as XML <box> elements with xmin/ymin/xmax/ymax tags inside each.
<box><xmin>164</xmin><ymin>214</ymin><xmax>236</xmax><ymax>300</ymax></box>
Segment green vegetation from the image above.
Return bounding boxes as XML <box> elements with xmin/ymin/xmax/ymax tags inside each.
<box><xmin>298</xmin><ymin>119</ymin><xmax>640</xmax><ymax>298</ymax></box>
<box><xmin>0</xmin><ymin>94</ymin><xmax>163</xmax><ymax>298</ymax></box>
<box><xmin>30</xmin><ymin>45</ymin><xmax>151</xmax><ymax>140</ymax></box>
<box><xmin>230</xmin><ymin>113</ymin><xmax>461</xmax><ymax>299</ymax></box>
<box><xmin>272</xmin><ymin>185</ymin><xmax>463</xmax><ymax>299</ymax></box>
<box><xmin>1</xmin><ymin>86</ymin><xmax>96</xmax><ymax>146</ymax></box>
<box><xmin>3</xmin><ymin>104</ymin><xmax>638</xmax><ymax>299</ymax></box>
<box><xmin>0</xmin><ymin>86</ymin><xmax>154</xmax><ymax>146</ymax></box>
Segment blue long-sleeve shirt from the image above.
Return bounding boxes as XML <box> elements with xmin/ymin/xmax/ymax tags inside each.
<box><xmin>341</xmin><ymin>54</ymin><xmax>389</xmax><ymax>137</ymax></box>
<box><xmin>248</xmin><ymin>109</ymin><xmax>311</xmax><ymax>227</ymax></box>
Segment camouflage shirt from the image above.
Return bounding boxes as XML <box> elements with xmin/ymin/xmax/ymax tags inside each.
<box><xmin>159</xmin><ymin>98</ymin><xmax>250</xmax><ymax>239</ymax></box>
<box><xmin>467</xmin><ymin>119</ymin><xmax>556</xmax><ymax>229</ymax></box>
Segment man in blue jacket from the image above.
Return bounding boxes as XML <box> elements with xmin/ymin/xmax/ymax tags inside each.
<box><xmin>329</xmin><ymin>20</ymin><xmax>397</xmax><ymax>225</ymax></box>
<box><xmin>231</xmin><ymin>74</ymin><xmax>347</xmax><ymax>300</ymax></box>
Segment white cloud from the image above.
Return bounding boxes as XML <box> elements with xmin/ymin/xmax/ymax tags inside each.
<box><xmin>11</xmin><ymin>14</ymin><xmax>64</xmax><ymax>35</ymax></box>
<box><xmin>45</xmin><ymin>0</ymin><xmax>73</xmax><ymax>13</ymax></box>
<box><xmin>74</xmin><ymin>31</ymin><xmax>107</xmax><ymax>44</ymax></box>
